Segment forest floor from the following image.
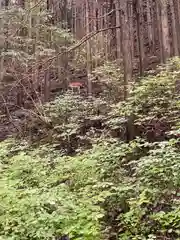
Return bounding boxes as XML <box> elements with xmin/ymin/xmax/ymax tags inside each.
<box><xmin>0</xmin><ymin>58</ymin><xmax>180</xmax><ymax>239</ymax></box>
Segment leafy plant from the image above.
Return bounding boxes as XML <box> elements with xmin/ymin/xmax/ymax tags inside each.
<box><xmin>0</xmin><ymin>58</ymin><xmax>180</xmax><ymax>240</ymax></box>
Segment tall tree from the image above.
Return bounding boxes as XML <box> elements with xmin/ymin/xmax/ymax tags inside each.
<box><xmin>169</xmin><ymin>0</ymin><xmax>179</xmax><ymax>56</ymax></box>
<box><xmin>146</xmin><ymin>0</ymin><xmax>153</xmax><ymax>54</ymax></box>
<box><xmin>160</xmin><ymin>0</ymin><xmax>171</xmax><ymax>61</ymax></box>
<box><xmin>115</xmin><ymin>0</ymin><xmax>122</xmax><ymax>60</ymax></box>
<box><xmin>135</xmin><ymin>0</ymin><xmax>145</xmax><ymax>75</ymax></box>
<box><xmin>85</xmin><ymin>0</ymin><xmax>92</xmax><ymax>95</ymax></box>
<box><xmin>120</xmin><ymin>0</ymin><xmax>132</xmax><ymax>99</ymax></box>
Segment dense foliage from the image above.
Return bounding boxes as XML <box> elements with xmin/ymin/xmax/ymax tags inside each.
<box><xmin>0</xmin><ymin>58</ymin><xmax>180</xmax><ymax>239</ymax></box>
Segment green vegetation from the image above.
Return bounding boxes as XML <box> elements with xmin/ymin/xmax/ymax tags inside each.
<box><xmin>0</xmin><ymin>58</ymin><xmax>180</xmax><ymax>239</ymax></box>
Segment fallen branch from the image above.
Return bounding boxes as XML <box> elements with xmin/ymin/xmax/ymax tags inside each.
<box><xmin>46</xmin><ymin>25</ymin><xmax>122</xmax><ymax>64</ymax></box>
<box><xmin>4</xmin><ymin>25</ymin><xmax>122</xmax><ymax>90</ymax></box>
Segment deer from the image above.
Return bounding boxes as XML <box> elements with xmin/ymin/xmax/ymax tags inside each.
<box><xmin>68</xmin><ymin>82</ymin><xmax>84</xmax><ymax>94</ymax></box>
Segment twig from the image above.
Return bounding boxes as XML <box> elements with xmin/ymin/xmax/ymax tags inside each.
<box><xmin>43</xmin><ymin>25</ymin><xmax>122</xmax><ymax>66</ymax></box>
<box><xmin>3</xmin><ymin>24</ymin><xmax>122</xmax><ymax>91</ymax></box>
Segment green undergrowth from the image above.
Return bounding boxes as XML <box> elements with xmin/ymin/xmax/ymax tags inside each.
<box><xmin>0</xmin><ymin>138</ymin><xmax>179</xmax><ymax>239</ymax></box>
<box><xmin>23</xmin><ymin>58</ymin><xmax>180</xmax><ymax>150</ymax></box>
<box><xmin>107</xmin><ymin>57</ymin><xmax>180</xmax><ymax>141</ymax></box>
<box><xmin>0</xmin><ymin>58</ymin><xmax>180</xmax><ymax>239</ymax></box>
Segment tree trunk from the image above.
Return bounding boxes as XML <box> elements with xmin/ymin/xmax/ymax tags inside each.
<box><xmin>85</xmin><ymin>0</ymin><xmax>92</xmax><ymax>95</ymax></box>
<box><xmin>160</xmin><ymin>0</ymin><xmax>171</xmax><ymax>61</ymax></box>
<box><xmin>146</xmin><ymin>0</ymin><xmax>153</xmax><ymax>54</ymax></box>
<box><xmin>115</xmin><ymin>0</ymin><xmax>121</xmax><ymax>60</ymax></box>
<box><xmin>128</xmin><ymin>0</ymin><xmax>134</xmax><ymax>63</ymax></box>
<box><xmin>136</xmin><ymin>0</ymin><xmax>145</xmax><ymax>76</ymax></box>
<box><xmin>169</xmin><ymin>0</ymin><xmax>179</xmax><ymax>56</ymax></box>
<box><xmin>120</xmin><ymin>0</ymin><xmax>132</xmax><ymax>99</ymax></box>
<box><xmin>109</xmin><ymin>0</ymin><xmax>117</xmax><ymax>60</ymax></box>
<box><xmin>173</xmin><ymin>0</ymin><xmax>180</xmax><ymax>55</ymax></box>
<box><xmin>156</xmin><ymin>0</ymin><xmax>164</xmax><ymax>62</ymax></box>
<box><xmin>44</xmin><ymin>69</ymin><xmax>50</xmax><ymax>102</ymax></box>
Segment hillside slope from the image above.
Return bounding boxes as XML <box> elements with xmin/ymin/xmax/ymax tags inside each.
<box><xmin>0</xmin><ymin>58</ymin><xmax>180</xmax><ymax>240</ymax></box>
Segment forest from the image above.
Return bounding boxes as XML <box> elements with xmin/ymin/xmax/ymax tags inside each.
<box><xmin>0</xmin><ymin>0</ymin><xmax>180</xmax><ymax>239</ymax></box>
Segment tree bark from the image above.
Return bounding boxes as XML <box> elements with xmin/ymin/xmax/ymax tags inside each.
<box><xmin>160</xmin><ymin>0</ymin><xmax>171</xmax><ymax>61</ymax></box>
<box><xmin>156</xmin><ymin>0</ymin><xmax>164</xmax><ymax>62</ymax></box>
<box><xmin>85</xmin><ymin>0</ymin><xmax>92</xmax><ymax>95</ymax></box>
<box><xmin>136</xmin><ymin>0</ymin><xmax>145</xmax><ymax>76</ymax></box>
<box><xmin>115</xmin><ymin>0</ymin><xmax>122</xmax><ymax>60</ymax></box>
<box><xmin>146</xmin><ymin>0</ymin><xmax>153</xmax><ymax>54</ymax></box>
<box><xmin>120</xmin><ymin>0</ymin><xmax>132</xmax><ymax>99</ymax></box>
<box><xmin>169</xmin><ymin>0</ymin><xmax>179</xmax><ymax>56</ymax></box>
